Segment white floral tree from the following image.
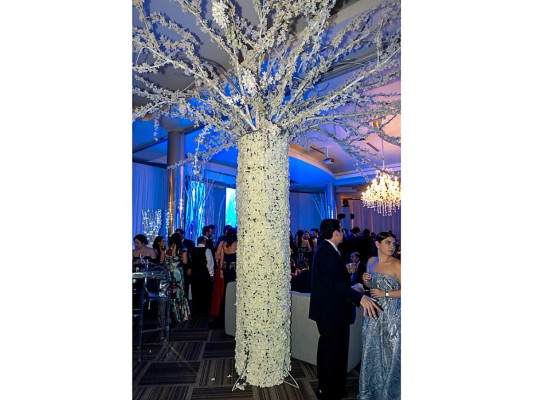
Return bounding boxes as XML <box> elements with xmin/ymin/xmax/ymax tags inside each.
<box><xmin>133</xmin><ymin>0</ymin><xmax>400</xmax><ymax>388</ymax></box>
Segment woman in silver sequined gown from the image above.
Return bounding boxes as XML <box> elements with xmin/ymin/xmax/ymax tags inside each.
<box><xmin>357</xmin><ymin>232</ymin><xmax>401</xmax><ymax>400</ymax></box>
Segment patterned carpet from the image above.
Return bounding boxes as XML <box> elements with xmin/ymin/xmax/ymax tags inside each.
<box><xmin>133</xmin><ymin>316</ymin><xmax>360</xmax><ymax>400</ymax></box>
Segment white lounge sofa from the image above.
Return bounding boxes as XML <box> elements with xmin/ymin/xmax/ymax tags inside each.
<box><xmin>224</xmin><ymin>281</ymin><xmax>363</xmax><ymax>372</ymax></box>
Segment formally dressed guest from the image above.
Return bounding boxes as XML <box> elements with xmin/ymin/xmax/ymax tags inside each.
<box><xmin>174</xmin><ymin>229</ymin><xmax>195</xmax><ymax>300</ymax></box>
<box><xmin>209</xmin><ymin>228</ymin><xmax>237</xmax><ymax>329</ymax></box>
<box><xmin>201</xmin><ymin>225</ymin><xmax>216</xmax><ymax>253</ymax></box>
<box><xmin>295</xmin><ymin>229</ymin><xmax>312</xmax><ymax>265</ymax></box>
<box><xmin>175</xmin><ymin>228</ymin><xmax>195</xmax><ymax>252</ymax></box>
<box><xmin>309</xmin><ymin>219</ymin><xmax>381</xmax><ymax>400</ymax></box>
<box><xmin>358</xmin><ymin>232</ymin><xmax>401</xmax><ymax>400</ymax></box>
<box><xmin>304</xmin><ymin>231</ymin><xmax>316</xmax><ymax>263</ymax></box>
<box><xmin>354</xmin><ymin>228</ymin><xmax>374</xmax><ymax>265</ymax></box>
<box><xmin>208</xmin><ymin>224</ymin><xmax>217</xmax><ymax>245</ymax></box>
<box><xmin>214</xmin><ymin>225</ymin><xmax>232</xmax><ymax>268</ymax></box>
<box><xmin>337</xmin><ymin>229</ymin><xmax>353</xmax><ymax>263</ymax></box>
<box><xmin>289</xmin><ymin>231</ymin><xmax>297</xmax><ymax>262</ymax></box>
<box><xmin>166</xmin><ymin>232</ymin><xmax>191</xmax><ymax>323</ymax></box>
<box><xmin>152</xmin><ymin>236</ymin><xmax>167</xmax><ymax>265</ymax></box>
<box><xmin>132</xmin><ymin>234</ymin><xmax>156</xmax><ymax>268</ymax></box>
<box><xmin>215</xmin><ymin>225</ymin><xmax>233</xmax><ymax>251</ymax></box>
<box><xmin>310</xmin><ymin>228</ymin><xmax>319</xmax><ymax>250</ymax></box>
<box><xmin>348</xmin><ymin>251</ymin><xmax>366</xmax><ymax>285</ymax></box>
<box><xmin>189</xmin><ymin>236</ymin><xmax>215</xmax><ymax>317</ymax></box>
<box><xmin>291</xmin><ymin>260</ymin><xmax>311</xmax><ymax>293</ymax></box>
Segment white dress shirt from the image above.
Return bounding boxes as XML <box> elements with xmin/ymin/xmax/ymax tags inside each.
<box><xmin>198</xmin><ymin>243</ymin><xmax>214</xmax><ymax>277</ymax></box>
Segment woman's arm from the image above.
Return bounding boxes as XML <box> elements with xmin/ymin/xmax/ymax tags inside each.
<box><xmin>215</xmin><ymin>241</ymin><xmax>224</xmax><ymax>263</ymax></box>
<box><xmin>369</xmin><ymin>288</ymin><xmax>401</xmax><ymax>298</ymax></box>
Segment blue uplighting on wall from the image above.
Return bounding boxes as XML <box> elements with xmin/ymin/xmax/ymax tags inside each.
<box><xmin>225</xmin><ymin>188</ymin><xmax>237</xmax><ymax>227</ymax></box>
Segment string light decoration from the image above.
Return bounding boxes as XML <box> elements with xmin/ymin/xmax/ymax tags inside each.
<box><xmin>141</xmin><ymin>209</ymin><xmax>162</xmax><ymax>245</ymax></box>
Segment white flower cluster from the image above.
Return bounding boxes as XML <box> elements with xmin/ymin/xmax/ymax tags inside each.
<box><xmin>241</xmin><ymin>68</ymin><xmax>257</xmax><ymax>96</ymax></box>
<box><xmin>212</xmin><ymin>0</ymin><xmax>229</xmax><ymax>29</ymax></box>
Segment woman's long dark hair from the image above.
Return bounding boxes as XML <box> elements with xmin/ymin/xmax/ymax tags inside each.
<box><xmin>225</xmin><ymin>228</ymin><xmax>237</xmax><ymax>248</ymax></box>
<box><xmin>153</xmin><ymin>236</ymin><xmax>165</xmax><ymax>262</ymax></box>
<box><xmin>168</xmin><ymin>232</ymin><xmax>184</xmax><ymax>250</ymax></box>
<box><xmin>296</xmin><ymin>229</ymin><xmax>304</xmax><ymax>247</ymax></box>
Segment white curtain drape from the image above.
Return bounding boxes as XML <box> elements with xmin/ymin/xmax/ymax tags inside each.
<box><xmin>350</xmin><ymin>199</ymin><xmax>401</xmax><ymax>241</ymax></box>
<box><xmin>132</xmin><ymin>162</ymin><xmax>168</xmax><ymax>243</ymax></box>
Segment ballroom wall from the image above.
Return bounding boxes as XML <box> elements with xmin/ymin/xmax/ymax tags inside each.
<box><xmin>289</xmin><ymin>191</ymin><xmax>323</xmax><ymax>233</ymax></box>
<box><xmin>339</xmin><ymin>199</ymin><xmax>401</xmax><ymax>241</ymax></box>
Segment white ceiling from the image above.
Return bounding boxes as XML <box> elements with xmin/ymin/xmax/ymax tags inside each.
<box><xmin>132</xmin><ymin>0</ymin><xmax>400</xmax><ymax>197</ymax></box>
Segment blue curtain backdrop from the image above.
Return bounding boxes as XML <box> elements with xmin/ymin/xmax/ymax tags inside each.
<box><xmin>132</xmin><ymin>162</ymin><xmax>168</xmax><ymax>244</ymax></box>
<box><xmin>132</xmin><ymin>162</ymin><xmax>400</xmax><ymax>247</ymax></box>
<box><xmin>132</xmin><ymin>162</ymin><xmax>227</xmax><ymax>245</ymax></box>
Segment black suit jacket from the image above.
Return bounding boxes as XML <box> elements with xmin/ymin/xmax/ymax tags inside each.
<box><xmin>202</xmin><ymin>236</ymin><xmax>215</xmax><ymax>253</ymax></box>
<box><xmin>309</xmin><ymin>240</ymin><xmax>363</xmax><ymax>327</ymax></box>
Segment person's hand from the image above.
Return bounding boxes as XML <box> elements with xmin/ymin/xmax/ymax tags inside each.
<box><xmin>360</xmin><ymin>295</ymin><xmax>381</xmax><ymax>319</ymax></box>
<box><xmin>370</xmin><ymin>288</ymin><xmax>385</xmax><ymax>298</ymax></box>
<box><xmin>351</xmin><ymin>283</ymin><xmax>364</xmax><ymax>293</ymax></box>
<box><xmin>362</xmin><ymin>272</ymin><xmax>371</xmax><ymax>282</ymax></box>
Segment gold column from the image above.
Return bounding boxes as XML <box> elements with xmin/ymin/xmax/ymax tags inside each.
<box><xmin>176</xmin><ymin>133</ymin><xmax>185</xmax><ymax>229</ymax></box>
<box><xmin>166</xmin><ymin>131</ymin><xmax>185</xmax><ymax>237</ymax></box>
<box><xmin>167</xmin><ymin>131</ymin><xmax>178</xmax><ymax>237</ymax></box>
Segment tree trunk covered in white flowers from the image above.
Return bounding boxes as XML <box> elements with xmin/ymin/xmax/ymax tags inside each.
<box><xmin>235</xmin><ymin>120</ymin><xmax>292</xmax><ymax>387</ymax></box>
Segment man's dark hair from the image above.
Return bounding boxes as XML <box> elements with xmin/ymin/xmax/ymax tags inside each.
<box><xmin>319</xmin><ymin>219</ymin><xmax>341</xmax><ymax>240</ymax></box>
<box><xmin>202</xmin><ymin>226</ymin><xmax>210</xmax><ymax>235</ymax></box>
<box><xmin>197</xmin><ymin>236</ymin><xmax>206</xmax><ymax>245</ymax></box>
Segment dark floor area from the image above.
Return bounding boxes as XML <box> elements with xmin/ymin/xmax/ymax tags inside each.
<box><xmin>133</xmin><ymin>316</ymin><xmax>360</xmax><ymax>400</ymax></box>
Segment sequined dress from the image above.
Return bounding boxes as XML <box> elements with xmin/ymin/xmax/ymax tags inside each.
<box><xmin>165</xmin><ymin>250</ymin><xmax>190</xmax><ymax>323</ymax></box>
<box><xmin>357</xmin><ymin>268</ymin><xmax>401</xmax><ymax>400</ymax></box>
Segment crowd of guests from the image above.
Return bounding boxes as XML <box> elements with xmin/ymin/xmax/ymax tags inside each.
<box><xmin>132</xmin><ymin>224</ymin><xmax>238</xmax><ymax>328</ymax></box>
<box><xmin>133</xmin><ymin>222</ymin><xmax>400</xmax><ymax>400</ymax></box>
<box><xmin>289</xmin><ymin>226</ymin><xmax>400</xmax><ymax>293</ymax></box>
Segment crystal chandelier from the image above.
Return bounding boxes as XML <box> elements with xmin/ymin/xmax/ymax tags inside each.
<box><xmin>361</xmin><ymin>116</ymin><xmax>401</xmax><ymax>216</ymax></box>
<box><xmin>361</xmin><ymin>168</ymin><xmax>401</xmax><ymax>215</ymax></box>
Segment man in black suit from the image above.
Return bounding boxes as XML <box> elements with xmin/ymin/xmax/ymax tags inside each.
<box><xmin>309</xmin><ymin>219</ymin><xmax>381</xmax><ymax>400</ymax></box>
<box><xmin>201</xmin><ymin>225</ymin><xmax>216</xmax><ymax>253</ymax></box>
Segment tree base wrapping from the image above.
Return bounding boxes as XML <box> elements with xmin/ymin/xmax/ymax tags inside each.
<box><xmin>235</xmin><ymin>121</ymin><xmax>292</xmax><ymax>387</ymax></box>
